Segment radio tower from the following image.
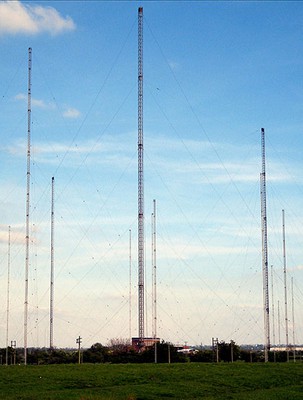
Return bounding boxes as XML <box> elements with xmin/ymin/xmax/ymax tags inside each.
<box><xmin>6</xmin><ymin>226</ymin><xmax>11</xmax><ymax>366</ymax></box>
<box><xmin>24</xmin><ymin>47</ymin><xmax>32</xmax><ymax>365</ymax></box>
<box><xmin>137</xmin><ymin>6</ymin><xmax>144</xmax><ymax>345</ymax></box>
<box><xmin>152</xmin><ymin>199</ymin><xmax>158</xmax><ymax>363</ymax></box>
<box><xmin>152</xmin><ymin>199</ymin><xmax>157</xmax><ymax>340</ymax></box>
<box><xmin>291</xmin><ymin>276</ymin><xmax>296</xmax><ymax>361</ymax></box>
<box><xmin>260</xmin><ymin>127</ymin><xmax>270</xmax><ymax>362</ymax></box>
<box><xmin>282</xmin><ymin>209</ymin><xmax>289</xmax><ymax>361</ymax></box>
<box><xmin>129</xmin><ymin>228</ymin><xmax>132</xmax><ymax>342</ymax></box>
<box><xmin>50</xmin><ymin>177</ymin><xmax>55</xmax><ymax>349</ymax></box>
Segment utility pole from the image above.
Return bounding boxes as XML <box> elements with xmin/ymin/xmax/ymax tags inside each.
<box><xmin>6</xmin><ymin>226</ymin><xmax>11</xmax><ymax>366</ymax></box>
<box><xmin>212</xmin><ymin>337</ymin><xmax>219</xmax><ymax>363</ymax></box>
<box><xmin>24</xmin><ymin>47</ymin><xmax>32</xmax><ymax>366</ymax></box>
<box><xmin>76</xmin><ymin>336</ymin><xmax>82</xmax><ymax>364</ymax></box>
<box><xmin>230</xmin><ymin>340</ymin><xmax>234</xmax><ymax>363</ymax></box>
<box><xmin>11</xmin><ymin>341</ymin><xmax>16</xmax><ymax>365</ymax></box>
<box><xmin>282</xmin><ymin>209</ymin><xmax>289</xmax><ymax>362</ymax></box>
<box><xmin>50</xmin><ymin>177</ymin><xmax>55</xmax><ymax>349</ymax></box>
<box><xmin>137</xmin><ymin>6</ymin><xmax>144</xmax><ymax>346</ymax></box>
<box><xmin>260</xmin><ymin>127</ymin><xmax>270</xmax><ymax>362</ymax></box>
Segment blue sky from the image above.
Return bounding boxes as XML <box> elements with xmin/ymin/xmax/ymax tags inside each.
<box><xmin>0</xmin><ymin>0</ymin><xmax>303</xmax><ymax>349</ymax></box>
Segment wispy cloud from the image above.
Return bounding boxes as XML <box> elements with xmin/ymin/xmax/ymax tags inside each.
<box><xmin>5</xmin><ymin>134</ymin><xmax>135</xmax><ymax>161</ymax></box>
<box><xmin>4</xmin><ymin>133</ymin><xmax>299</xmax><ymax>187</ymax></box>
<box><xmin>15</xmin><ymin>93</ymin><xmax>55</xmax><ymax>109</ymax></box>
<box><xmin>146</xmin><ymin>136</ymin><xmax>299</xmax><ymax>185</ymax></box>
<box><xmin>15</xmin><ymin>94</ymin><xmax>81</xmax><ymax>119</ymax></box>
<box><xmin>6</xmin><ymin>140</ymin><xmax>93</xmax><ymax>158</ymax></box>
<box><xmin>63</xmin><ymin>107</ymin><xmax>81</xmax><ymax>119</ymax></box>
<box><xmin>0</xmin><ymin>1</ymin><xmax>75</xmax><ymax>36</ymax></box>
<box><xmin>289</xmin><ymin>264</ymin><xmax>303</xmax><ymax>272</ymax></box>
<box><xmin>0</xmin><ymin>225</ymin><xmax>24</xmax><ymax>245</ymax></box>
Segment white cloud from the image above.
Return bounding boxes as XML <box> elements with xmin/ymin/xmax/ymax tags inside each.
<box><xmin>0</xmin><ymin>225</ymin><xmax>24</xmax><ymax>245</ymax></box>
<box><xmin>15</xmin><ymin>93</ymin><xmax>55</xmax><ymax>109</ymax></box>
<box><xmin>14</xmin><ymin>93</ymin><xmax>27</xmax><ymax>102</ymax></box>
<box><xmin>0</xmin><ymin>1</ymin><xmax>75</xmax><ymax>36</ymax></box>
<box><xmin>15</xmin><ymin>94</ymin><xmax>80</xmax><ymax>118</ymax></box>
<box><xmin>63</xmin><ymin>107</ymin><xmax>81</xmax><ymax>119</ymax></box>
<box><xmin>289</xmin><ymin>264</ymin><xmax>303</xmax><ymax>272</ymax></box>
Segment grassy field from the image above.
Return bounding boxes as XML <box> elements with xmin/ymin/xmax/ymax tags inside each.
<box><xmin>0</xmin><ymin>362</ymin><xmax>302</xmax><ymax>399</ymax></box>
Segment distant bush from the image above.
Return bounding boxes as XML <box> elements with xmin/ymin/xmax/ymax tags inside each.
<box><xmin>189</xmin><ymin>350</ymin><xmax>213</xmax><ymax>362</ymax></box>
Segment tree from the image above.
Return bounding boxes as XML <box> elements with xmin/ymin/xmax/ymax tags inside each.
<box><xmin>108</xmin><ymin>338</ymin><xmax>131</xmax><ymax>354</ymax></box>
<box><xmin>189</xmin><ymin>350</ymin><xmax>213</xmax><ymax>363</ymax></box>
<box><xmin>106</xmin><ymin>338</ymin><xmax>139</xmax><ymax>363</ymax></box>
<box><xmin>141</xmin><ymin>341</ymin><xmax>187</xmax><ymax>363</ymax></box>
<box><xmin>83</xmin><ymin>343</ymin><xmax>108</xmax><ymax>363</ymax></box>
<box><xmin>218</xmin><ymin>340</ymin><xmax>240</xmax><ymax>362</ymax></box>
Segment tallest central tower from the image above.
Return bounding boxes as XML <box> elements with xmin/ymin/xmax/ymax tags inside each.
<box><xmin>137</xmin><ymin>6</ymin><xmax>144</xmax><ymax>344</ymax></box>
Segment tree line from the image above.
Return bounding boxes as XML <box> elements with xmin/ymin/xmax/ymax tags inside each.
<box><xmin>0</xmin><ymin>340</ymin><xmax>297</xmax><ymax>365</ymax></box>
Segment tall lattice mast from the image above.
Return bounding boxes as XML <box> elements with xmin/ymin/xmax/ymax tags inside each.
<box><xmin>152</xmin><ymin>199</ymin><xmax>157</xmax><ymax>339</ymax></box>
<box><xmin>260</xmin><ymin>127</ymin><xmax>270</xmax><ymax>362</ymax></box>
<box><xmin>24</xmin><ymin>47</ymin><xmax>32</xmax><ymax>365</ymax></box>
<box><xmin>282</xmin><ymin>209</ymin><xmax>289</xmax><ymax>360</ymax></box>
<box><xmin>278</xmin><ymin>300</ymin><xmax>281</xmax><ymax>345</ymax></box>
<box><xmin>291</xmin><ymin>276</ymin><xmax>296</xmax><ymax>361</ymax></box>
<box><xmin>50</xmin><ymin>177</ymin><xmax>55</xmax><ymax>348</ymax></box>
<box><xmin>138</xmin><ymin>6</ymin><xmax>144</xmax><ymax>344</ymax></box>
<box><xmin>6</xmin><ymin>226</ymin><xmax>11</xmax><ymax>366</ymax></box>
<box><xmin>129</xmin><ymin>229</ymin><xmax>132</xmax><ymax>342</ymax></box>
<box><xmin>270</xmin><ymin>265</ymin><xmax>276</xmax><ymax>347</ymax></box>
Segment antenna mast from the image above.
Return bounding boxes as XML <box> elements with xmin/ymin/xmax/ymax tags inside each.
<box><xmin>50</xmin><ymin>177</ymin><xmax>55</xmax><ymax>348</ymax></box>
<box><xmin>271</xmin><ymin>265</ymin><xmax>276</xmax><ymax>347</ymax></box>
<box><xmin>129</xmin><ymin>229</ymin><xmax>132</xmax><ymax>342</ymax></box>
<box><xmin>138</xmin><ymin>6</ymin><xmax>144</xmax><ymax>344</ymax></box>
<box><xmin>6</xmin><ymin>226</ymin><xmax>11</xmax><ymax>366</ymax></box>
<box><xmin>282</xmin><ymin>209</ymin><xmax>289</xmax><ymax>360</ymax></box>
<box><xmin>260</xmin><ymin>127</ymin><xmax>270</xmax><ymax>362</ymax></box>
<box><xmin>278</xmin><ymin>299</ymin><xmax>281</xmax><ymax>346</ymax></box>
<box><xmin>152</xmin><ymin>199</ymin><xmax>157</xmax><ymax>340</ymax></box>
<box><xmin>291</xmin><ymin>276</ymin><xmax>296</xmax><ymax>361</ymax></box>
<box><xmin>24</xmin><ymin>47</ymin><xmax>32</xmax><ymax>365</ymax></box>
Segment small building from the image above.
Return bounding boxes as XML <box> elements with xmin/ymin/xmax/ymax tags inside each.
<box><xmin>132</xmin><ymin>337</ymin><xmax>160</xmax><ymax>352</ymax></box>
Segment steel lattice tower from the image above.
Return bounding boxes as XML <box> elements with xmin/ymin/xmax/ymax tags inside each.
<box><xmin>6</xmin><ymin>226</ymin><xmax>11</xmax><ymax>366</ymax></box>
<box><xmin>282</xmin><ymin>209</ymin><xmax>289</xmax><ymax>361</ymax></box>
<box><xmin>260</xmin><ymin>127</ymin><xmax>270</xmax><ymax>362</ymax></box>
<box><xmin>152</xmin><ymin>199</ymin><xmax>157</xmax><ymax>340</ymax></box>
<box><xmin>24</xmin><ymin>47</ymin><xmax>32</xmax><ymax>365</ymax></box>
<box><xmin>137</xmin><ymin>6</ymin><xmax>144</xmax><ymax>344</ymax></box>
<box><xmin>50</xmin><ymin>177</ymin><xmax>55</xmax><ymax>349</ymax></box>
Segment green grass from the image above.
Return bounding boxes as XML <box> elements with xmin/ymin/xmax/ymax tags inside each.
<box><xmin>0</xmin><ymin>363</ymin><xmax>303</xmax><ymax>399</ymax></box>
